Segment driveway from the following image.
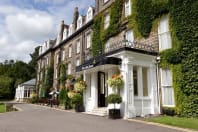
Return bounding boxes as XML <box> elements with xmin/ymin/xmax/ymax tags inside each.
<box><xmin>0</xmin><ymin>104</ymin><xmax>182</xmax><ymax>132</ymax></box>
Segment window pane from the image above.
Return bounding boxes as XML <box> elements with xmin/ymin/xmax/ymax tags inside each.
<box><xmin>142</xmin><ymin>67</ymin><xmax>148</xmax><ymax>96</ymax></box>
<box><xmin>133</xmin><ymin>66</ymin><xmax>138</xmax><ymax>96</ymax></box>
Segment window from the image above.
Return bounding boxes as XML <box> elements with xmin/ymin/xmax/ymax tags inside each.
<box><xmin>125</xmin><ymin>0</ymin><xmax>131</xmax><ymax>17</ymax></box>
<box><xmin>161</xmin><ymin>69</ymin><xmax>175</xmax><ymax>106</ymax></box>
<box><xmin>104</xmin><ymin>0</ymin><xmax>109</xmax><ymax>3</ymax></box>
<box><xmin>68</xmin><ymin>24</ymin><xmax>73</xmax><ymax>36</ymax></box>
<box><xmin>69</xmin><ymin>46</ymin><xmax>72</xmax><ymax>57</ymax></box>
<box><xmin>86</xmin><ymin>34</ymin><xmax>91</xmax><ymax>48</ymax></box>
<box><xmin>68</xmin><ymin>63</ymin><xmax>71</xmax><ymax>75</ymax></box>
<box><xmin>76</xmin><ymin>40</ymin><xmax>80</xmax><ymax>54</ymax></box>
<box><xmin>133</xmin><ymin>66</ymin><xmax>138</xmax><ymax>96</ymax></box>
<box><xmin>158</xmin><ymin>16</ymin><xmax>172</xmax><ymax>51</ymax></box>
<box><xmin>62</xmin><ymin>51</ymin><xmax>65</xmax><ymax>61</ymax></box>
<box><xmin>142</xmin><ymin>67</ymin><xmax>148</xmax><ymax>96</ymax></box>
<box><xmin>46</xmin><ymin>57</ymin><xmax>49</xmax><ymax>66</ymax></box>
<box><xmin>55</xmin><ymin>68</ymin><xmax>58</xmax><ymax>78</ymax></box>
<box><xmin>62</xmin><ymin>27</ymin><xmax>68</xmax><ymax>40</ymax></box>
<box><xmin>56</xmin><ymin>54</ymin><xmax>59</xmax><ymax>64</ymax></box>
<box><xmin>76</xmin><ymin>59</ymin><xmax>80</xmax><ymax>66</ymax></box>
<box><xmin>86</xmin><ymin>7</ymin><xmax>93</xmax><ymax>22</ymax></box>
<box><xmin>125</xmin><ymin>30</ymin><xmax>134</xmax><ymax>46</ymax></box>
<box><xmin>104</xmin><ymin>13</ymin><xmax>110</xmax><ymax>29</ymax></box>
<box><xmin>77</xmin><ymin>16</ymin><xmax>82</xmax><ymax>29</ymax></box>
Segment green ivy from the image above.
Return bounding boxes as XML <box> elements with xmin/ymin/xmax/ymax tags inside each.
<box><xmin>44</xmin><ymin>67</ymin><xmax>54</xmax><ymax>97</ymax></box>
<box><xmin>92</xmin><ymin>0</ymin><xmax>124</xmax><ymax>56</ymax></box>
<box><xmin>59</xmin><ymin>63</ymin><xmax>67</xmax><ymax>89</ymax></box>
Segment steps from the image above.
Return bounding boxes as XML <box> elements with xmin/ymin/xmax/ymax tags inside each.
<box><xmin>85</xmin><ymin>107</ymin><xmax>108</xmax><ymax>117</ymax></box>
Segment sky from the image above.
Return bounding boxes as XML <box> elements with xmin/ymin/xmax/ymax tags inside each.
<box><xmin>0</xmin><ymin>0</ymin><xmax>95</xmax><ymax>63</ymax></box>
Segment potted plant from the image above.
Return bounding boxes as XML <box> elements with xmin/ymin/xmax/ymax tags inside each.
<box><xmin>107</xmin><ymin>93</ymin><xmax>122</xmax><ymax>119</ymax></box>
<box><xmin>68</xmin><ymin>91</ymin><xmax>84</xmax><ymax>112</ymax></box>
<box><xmin>107</xmin><ymin>74</ymin><xmax>124</xmax><ymax>93</ymax></box>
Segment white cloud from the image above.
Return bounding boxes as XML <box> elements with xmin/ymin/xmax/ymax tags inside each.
<box><xmin>6</xmin><ymin>13</ymin><xmax>55</xmax><ymax>41</ymax></box>
<box><xmin>0</xmin><ymin>0</ymin><xmax>95</xmax><ymax>63</ymax></box>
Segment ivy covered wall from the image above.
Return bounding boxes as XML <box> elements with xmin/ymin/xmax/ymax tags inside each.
<box><xmin>92</xmin><ymin>0</ymin><xmax>198</xmax><ymax>117</ymax></box>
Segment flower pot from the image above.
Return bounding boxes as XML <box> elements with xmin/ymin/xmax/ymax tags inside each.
<box><xmin>108</xmin><ymin>109</ymin><xmax>121</xmax><ymax>119</ymax></box>
<box><xmin>75</xmin><ymin>104</ymin><xmax>84</xmax><ymax>112</ymax></box>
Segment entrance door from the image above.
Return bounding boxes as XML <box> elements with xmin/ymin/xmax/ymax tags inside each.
<box><xmin>98</xmin><ymin>72</ymin><xmax>106</xmax><ymax>107</ymax></box>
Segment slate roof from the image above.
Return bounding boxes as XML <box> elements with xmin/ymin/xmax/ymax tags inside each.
<box><xmin>21</xmin><ymin>79</ymin><xmax>36</xmax><ymax>86</ymax></box>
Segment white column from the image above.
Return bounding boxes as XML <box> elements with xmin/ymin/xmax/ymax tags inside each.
<box><xmin>91</xmin><ymin>72</ymin><xmax>98</xmax><ymax>108</ymax></box>
<box><xmin>137</xmin><ymin>66</ymin><xmax>143</xmax><ymax>97</ymax></box>
<box><xmin>121</xmin><ymin>57</ymin><xmax>135</xmax><ymax>119</ymax></box>
<box><xmin>83</xmin><ymin>70</ymin><xmax>86</xmax><ymax>107</ymax></box>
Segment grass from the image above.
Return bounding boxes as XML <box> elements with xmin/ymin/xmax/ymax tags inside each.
<box><xmin>146</xmin><ymin>116</ymin><xmax>198</xmax><ymax>130</ymax></box>
<box><xmin>0</xmin><ymin>103</ymin><xmax>6</xmax><ymax>113</ymax></box>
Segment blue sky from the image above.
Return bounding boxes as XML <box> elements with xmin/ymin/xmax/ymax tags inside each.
<box><xmin>0</xmin><ymin>0</ymin><xmax>95</xmax><ymax>62</ymax></box>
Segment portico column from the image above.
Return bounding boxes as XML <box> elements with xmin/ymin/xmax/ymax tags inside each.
<box><xmin>121</xmin><ymin>57</ymin><xmax>134</xmax><ymax>119</ymax></box>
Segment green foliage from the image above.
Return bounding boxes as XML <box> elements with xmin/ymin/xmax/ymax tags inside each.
<box><xmin>0</xmin><ymin>103</ymin><xmax>6</xmax><ymax>113</ymax></box>
<box><xmin>44</xmin><ymin>67</ymin><xmax>54</xmax><ymax>97</ymax></box>
<box><xmin>58</xmin><ymin>88</ymin><xmax>71</xmax><ymax>109</ymax></box>
<box><xmin>92</xmin><ymin>15</ymin><xmax>102</xmax><ymax>57</ymax></box>
<box><xmin>133</xmin><ymin>0</ymin><xmax>169</xmax><ymax>38</ymax></box>
<box><xmin>146</xmin><ymin>116</ymin><xmax>198</xmax><ymax>130</ymax></box>
<box><xmin>107</xmin><ymin>94</ymin><xmax>122</xmax><ymax>104</ymax></box>
<box><xmin>70</xmin><ymin>93</ymin><xmax>83</xmax><ymax>106</ymax></box>
<box><xmin>92</xmin><ymin>0</ymin><xmax>123</xmax><ymax>56</ymax></box>
<box><xmin>28</xmin><ymin>46</ymin><xmax>39</xmax><ymax>78</ymax></box>
<box><xmin>0</xmin><ymin>76</ymin><xmax>13</xmax><ymax>99</ymax></box>
<box><xmin>59</xmin><ymin>63</ymin><xmax>67</xmax><ymax>89</ymax></box>
<box><xmin>168</xmin><ymin>0</ymin><xmax>198</xmax><ymax>118</ymax></box>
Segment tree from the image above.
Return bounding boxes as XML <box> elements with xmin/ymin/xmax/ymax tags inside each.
<box><xmin>28</xmin><ymin>46</ymin><xmax>39</xmax><ymax>78</ymax></box>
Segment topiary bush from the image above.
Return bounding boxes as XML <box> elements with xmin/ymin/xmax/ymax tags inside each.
<box><xmin>107</xmin><ymin>94</ymin><xmax>122</xmax><ymax>104</ymax></box>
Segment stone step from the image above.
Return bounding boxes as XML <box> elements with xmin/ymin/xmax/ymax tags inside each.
<box><xmin>85</xmin><ymin>107</ymin><xmax>108</xmax><ymax>117</ymax></box>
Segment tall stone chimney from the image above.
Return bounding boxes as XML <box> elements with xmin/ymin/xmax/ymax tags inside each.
<box><xmin>73</xmin><ymin>7</ymin><xmax>79</xmax><ymax>30</ymax></box>
<box><xmin>59</xmin><ymin>20</ymin><xmax>65</xmax><ymax>41</ymax></box>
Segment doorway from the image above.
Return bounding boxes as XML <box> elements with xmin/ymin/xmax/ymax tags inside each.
<box><xmin>98</xmin><ymin>72</ymin><xmax>106</xmax><ymax>107</ymax></box>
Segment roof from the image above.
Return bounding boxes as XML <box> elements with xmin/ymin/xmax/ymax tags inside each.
<box><xmin>21</xmin><ymin>79</ymin><xmax>36</xmax><ymax>86</ymax></box>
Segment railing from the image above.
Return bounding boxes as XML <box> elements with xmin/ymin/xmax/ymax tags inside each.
<box><xmin>105</xmin><ymin>40</ymin><xmax>155</xmax><ymax>54</ymax></box>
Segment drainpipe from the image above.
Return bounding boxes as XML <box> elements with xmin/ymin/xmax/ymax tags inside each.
<box><xmin>156</xmin><ymin>56</ymin><xmax>161</xmax><ymax>114</ymax></box>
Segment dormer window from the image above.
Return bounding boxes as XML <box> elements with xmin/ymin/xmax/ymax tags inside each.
<box><xmin>62</xmin><ymin>27</ymin><xmax>68</xmax><ymax>40</ymax></box>
<box><xmin>68</xmin><ymin>24</ymin><xmax>74</xmax><ymax>36</ymax></box>
<box><xmin>86</xmin><ymin>7</ymin><xmax>93</xmax><ymax>23</ymax></box>
<box><xmin>77</xmin><ymin>16</ymin><xmax>83</xmax><ymax>30</ymax></box>
<box><xmin>125</xmin><ymin>0</ymin><xmax>131</xmax><ymax>17</ymax></box>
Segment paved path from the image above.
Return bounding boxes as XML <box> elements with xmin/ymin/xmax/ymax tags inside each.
<box><xmin>0</xmin><ymin>104</ymin><xmax>182</xmax><ymax>132</ymax></box>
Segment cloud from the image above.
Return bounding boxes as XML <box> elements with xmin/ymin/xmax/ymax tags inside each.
<box><xmin>6</xmin><ymin>13</ymin><xmax>55</xmax><ymax>41</ymax></box>
<box><xmin>0</xmin><ymin>0</ymin><xmax>95</xmax><ymax>63</ymax></box>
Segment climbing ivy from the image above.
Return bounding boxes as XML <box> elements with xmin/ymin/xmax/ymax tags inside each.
<box><xmin>92</xmin><ymin>0</ymin><xmax>124</xmax><ymax>56</ymax></box>
<box><xmin>59</xmin><ymin>63</ymin><xmax>67</xmax><ymax>89</ymax></box>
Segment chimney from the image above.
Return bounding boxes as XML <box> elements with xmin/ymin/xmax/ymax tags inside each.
<box><xmin>73</xmin><ymin>7</ymin><xmax>79</xmax><ymax>30</ymax></box>
<box><xmin>58</xmin><ymin>20</ymin><xmax>65</xmax><ymax>41</ymax></box>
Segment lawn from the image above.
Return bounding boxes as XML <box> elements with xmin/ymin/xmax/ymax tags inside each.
<box><xmin>146</xmin><ymin>116</ymin><xmax>198</xmax><ymax>130</ymax></box>
<box><xmin>0</xmin><ymin>103</ymin><xmax>6</xmax><ymax>113</ymax></box>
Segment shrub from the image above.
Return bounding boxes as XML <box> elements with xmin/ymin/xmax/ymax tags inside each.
<box><xmin>107</xmin><ymin>94</ymin><xmax>122</xmax><ymax>104</ymax></box>
<box><xmin>162</xmin><ymin>107</ymin><xmax>176</xmax><ymax>116</ymax></box>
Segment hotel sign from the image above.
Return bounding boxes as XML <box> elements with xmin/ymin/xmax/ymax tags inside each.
<box><xmin>82</xmin><ymin>64</ymin><xmax>94</xmax><ymax>70</ymax></box>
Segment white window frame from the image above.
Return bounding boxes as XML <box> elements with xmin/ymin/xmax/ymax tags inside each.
<box><xmin>104</xmin><ymin>0</ymin><xmax>109</xmax><ymax>3</ymax></box>
<box><xmin>86</xmin><ymin>7</ymin><xmax>93</xmax><ymax>23</ymax></box>
<box><xmin>76</xmin><ymin>59</ymin><xmax>80</xmax><ymax>66</ymax></box>
<box><xmin>62</xmin><ymin>51</ymin><xmax>65</xmax><ymax>61</ymax></box>
<box><xmin>68</xmin><ymin>63</ymin><xmax>71</xmax><ymax>75</ymax></box>
<box><xmin>62</xmin><ymin>27</ymin><xmax>68</xmax><ymax>40</ymax></box>
<box><xmin>158</xmin><ymin>16</ymin><xmax>172</xmax><ymax>51</ymax></box>
<box><xmin>125</xmin><ymin>0</ymin><xmax>131</xmax><ymax>17</ymax></box>
<box><xmin>46</xmin><ymin>57</ymin><xmax>49</xmax><ymax>66</ymax></box>
<box><xmin>56</xmin><ymin>54</ymin><xmax>59</xmax><ymax>64</ymax></box>
<box><xmin>77</xmin><ymin>16</ymin><xmax>82</xmax><ymax>29</ymax></box>
<box><xmin>76</xmin><ymin>40</ymin><xmax>80</xmax><ymax>54</ymax></box>
<box><xmin>69</xmin><ymin>46</ymin><xmax>72</xmax><ymax>58</ymax></box>
<box><xmin>104</xmin><ymin>13</ymin><xmax>110</xmax><ymax>29</ymax></box>
<box><xmin>160</xmin><ymin>68</ymin><xmax>175</xmax><ymax>107</ymax></box>
<box><xmin>125</xmin><ymin>29</ymin><xmax>134</xmax><ymax>46</ymax></box>
<box><xmin>86</xmin><ymin>34</ymin><xmax>91</xmax><ymax>48</ymax></box>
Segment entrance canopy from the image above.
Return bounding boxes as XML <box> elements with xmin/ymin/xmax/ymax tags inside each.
<box><xmin>76</xmin><ymin>56</ymin><xmax>121</xmax><ymax>73</ymax></box>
